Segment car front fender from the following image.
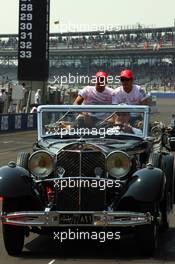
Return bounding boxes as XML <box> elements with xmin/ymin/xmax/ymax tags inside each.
<box><xmin>0</xmin><ymin>164</ymin><xmax>35</xmax><ymax>198</ymax></box>
<box><xmin>121</xmin><ymin>167</ymin><xmax>165</xmax><ymax>203</ymax></box>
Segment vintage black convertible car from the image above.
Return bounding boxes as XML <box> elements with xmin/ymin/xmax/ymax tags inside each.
<box><xmin>0</xmin><ymin>105</ymin><xmax>174</xmax><ymax>256</ymax></box>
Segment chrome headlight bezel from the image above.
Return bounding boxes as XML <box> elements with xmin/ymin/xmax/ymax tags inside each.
<box><xmin>28</xmin><ymin>150</ymin><xmax>54</xmax><ymax>178</ymax></box>
<box><xmin>106</xmin><ymin>151</ymin><xmax>131</xmax><ymax>178</ymax></box>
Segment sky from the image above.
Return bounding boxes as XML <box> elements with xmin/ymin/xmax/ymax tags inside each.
<box><xmin>0</xmin><ymin>0</ymin><xmax>175</xmax><ymax>34</ymax></box>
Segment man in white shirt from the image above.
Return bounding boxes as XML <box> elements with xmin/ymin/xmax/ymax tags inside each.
<box><xmin>112</xmin><ymin>69</ymin><xmax>150</xmax><ymax>105</ymax></box>
<box><xmin>74</xmin><ymin>71</ymin><xmax>113</xmax><ymax>105</ymax></box>
<box><xmin>34</xmin><ymin>89</ymin><xmax>42</xmax><ymax>105</ymax></box>
<box><xmin>74</xmin><ymin>71</ymin><xmax>113</xmax><ymax>127</ymax></box>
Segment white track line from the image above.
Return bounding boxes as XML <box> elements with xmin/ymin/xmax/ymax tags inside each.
<box><xmin>48</xmin><ymin>260</ymin><xmax>56</xmax><ymax>264</ymax></box>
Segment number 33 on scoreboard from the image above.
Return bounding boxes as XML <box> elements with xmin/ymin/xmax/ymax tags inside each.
<box><xmin>19</xmin><ymin>51</ymin><xmax>32</xmax><ymax>59</ymax></box>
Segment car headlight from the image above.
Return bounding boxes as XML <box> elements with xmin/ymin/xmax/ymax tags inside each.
<box><xmin>28</xmin><ymin>151</ymin><xmax>54</xmax><ymax>178</ymax></box>
<box><xmin>107</xmin><ymin>151</ymin><xmax>131</xmax><ymax>178</ymax></box>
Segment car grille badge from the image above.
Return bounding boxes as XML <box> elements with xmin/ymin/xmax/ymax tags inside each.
<box><xmin>94</xmin><ymin>167</ymin><xmax>103</xmax><ymax>177</ymax></box>
<box><xmin>56</xmin><ymin>166</ymin><xmax>65</xmax><ymax>177</ymax></box>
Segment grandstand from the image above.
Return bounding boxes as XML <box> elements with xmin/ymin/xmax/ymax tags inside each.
<box><xmin>0</xmin><ymin>25</ymin><xmax>175</xmax><ymax>89</ymax></box>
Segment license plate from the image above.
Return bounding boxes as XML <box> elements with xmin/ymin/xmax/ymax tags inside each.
<box><xmin>59</xmin><ymin>214</ymin><xmax>93</xmax><ymax>225</ymax></box>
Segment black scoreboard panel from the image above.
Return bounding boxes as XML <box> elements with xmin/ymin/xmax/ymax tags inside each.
<box><xmin>18</xmin><ymin>0</ymin><xmax>50</xmax><ymax>81</ymax></box>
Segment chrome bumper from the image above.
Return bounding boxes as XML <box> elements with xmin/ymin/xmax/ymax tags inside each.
<box><xmin>0</xmin><ymin>210</ymin><xmax>153</xmax><ymax>227</ymax></box>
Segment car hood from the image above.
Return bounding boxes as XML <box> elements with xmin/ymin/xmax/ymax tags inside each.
<box><xmin>38</xmin><ymin>137</ymin><xmax>148</xmax><ymax>155</ymax></box>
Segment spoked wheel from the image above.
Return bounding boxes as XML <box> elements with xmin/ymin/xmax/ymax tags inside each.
<box><xmin>16</xmin><ymin>152</ymin><xmax>30</xmax><ymax>169</ymax></box>
<box><xmin>136</xmin><ymin>202</ymin><xmax>159</xmax><ymax>256</ymax></box>
<box><xmin>2</xmin><ymin>198</ymin><xmax>25</xmax><ymax>256</ymax></box>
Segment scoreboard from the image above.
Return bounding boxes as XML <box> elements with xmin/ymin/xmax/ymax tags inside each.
<box><xmin>18</xmin><ymin>0</ymin><xmax>50</xmax><ymax>81</ymax></box>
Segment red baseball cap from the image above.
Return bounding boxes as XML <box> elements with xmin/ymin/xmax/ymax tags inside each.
<box><xmin>95</xmin><ymin>71</ymin><xmax>108</xmax><ymax>78</ymax></box>
<box><xmin>120</xmin><ymin>69</ymin><xmax>134</xmax><ymax>79</ymax></box>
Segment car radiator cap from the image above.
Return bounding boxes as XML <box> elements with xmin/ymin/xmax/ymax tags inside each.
<box><xmin>8</xmin><ymin>161</ymin><xmax>17</xmax><ymax>168</ymax></box>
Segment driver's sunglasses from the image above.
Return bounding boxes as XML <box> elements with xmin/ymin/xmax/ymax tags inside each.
<box><xmin>120</xmin><ymin>78</ymin><xmax>131</xmax><ymax>82</ymax></box>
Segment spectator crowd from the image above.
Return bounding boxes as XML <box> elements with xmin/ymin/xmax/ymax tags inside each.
<box><xmin>0</xmin><ymin>28</ymin><xmax>175</xmax><ymax>115</ymax></box>
<box><xmin>0</xmin><ymin>30</ymin><xmax>174</xmax><ymax>50</ymax></box>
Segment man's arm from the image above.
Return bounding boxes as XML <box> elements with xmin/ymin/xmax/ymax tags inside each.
<box><xmin>73</xmin><ymin>95</ymin><xmax>84</xmax><ymax>105</ymax></box>
<box><xmin>139</xmin><ymin>88</ymin><xmax>151</xmax><ymax>105</ymax></box>
<box><xmin>141</xmin><ymin>97</ymin><xmax>151</xmax><ymax>105</ymax></box>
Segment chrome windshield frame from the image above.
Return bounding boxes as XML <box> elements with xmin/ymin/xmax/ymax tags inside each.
<box><xmin>37</xmin><ymin>105</ymin><xmax>150</xmax><ymax>141</ymax></box>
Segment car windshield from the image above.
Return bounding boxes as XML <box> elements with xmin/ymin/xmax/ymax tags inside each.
<box><xmin>38</xmin><ymin>105</ymin><xmax>149</xmax><ymax>140</ymax></box>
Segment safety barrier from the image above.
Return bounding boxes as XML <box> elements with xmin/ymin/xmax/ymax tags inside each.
<box><xmin>0</xmin><ymin>113</ymin><xmax>37</xmax><ymax>133</ymax></box>
<box><xmin>151</xmin><ymin>92</ymin><xmax>175</xmax><ymax>98</ymax></box>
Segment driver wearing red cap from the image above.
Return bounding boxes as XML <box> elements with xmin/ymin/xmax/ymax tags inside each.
<box><xmin>112</xmin><ymin>69</ymin><xmax>150</xmax><ymax>105</ymax></box>
<box><xmin>74</xmin><ymin>71</ymin><xmax>113</xmax><ymax>105</ymax></box>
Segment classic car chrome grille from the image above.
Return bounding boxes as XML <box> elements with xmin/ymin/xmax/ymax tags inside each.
<box><xmin>56</xmin><ymin>147</ymin><xmax>106</xmax><ymax>211</ymax></box>
<box><xmin>56</xmin><ymin>187</ymin><xmax>80</xmax><ymax>211</ymax></box>
<box><xmin>56</xmin><ymin>184</ymin><xmax>106</xmax><ymax>211</ymax></box>
<box><xmin>57</xmin><ymin>151</ymin><xmax>80</xmax><ymax>177</ymax></box>
<box><xmin>81</xmin><ymin>152</ymin><xmax>105</xmax><ymax>177</ymax></box>
<box><xmin>57</xmin><ymin>150</ymin><xmax>106</xmax><ymax>177</ymax></box>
